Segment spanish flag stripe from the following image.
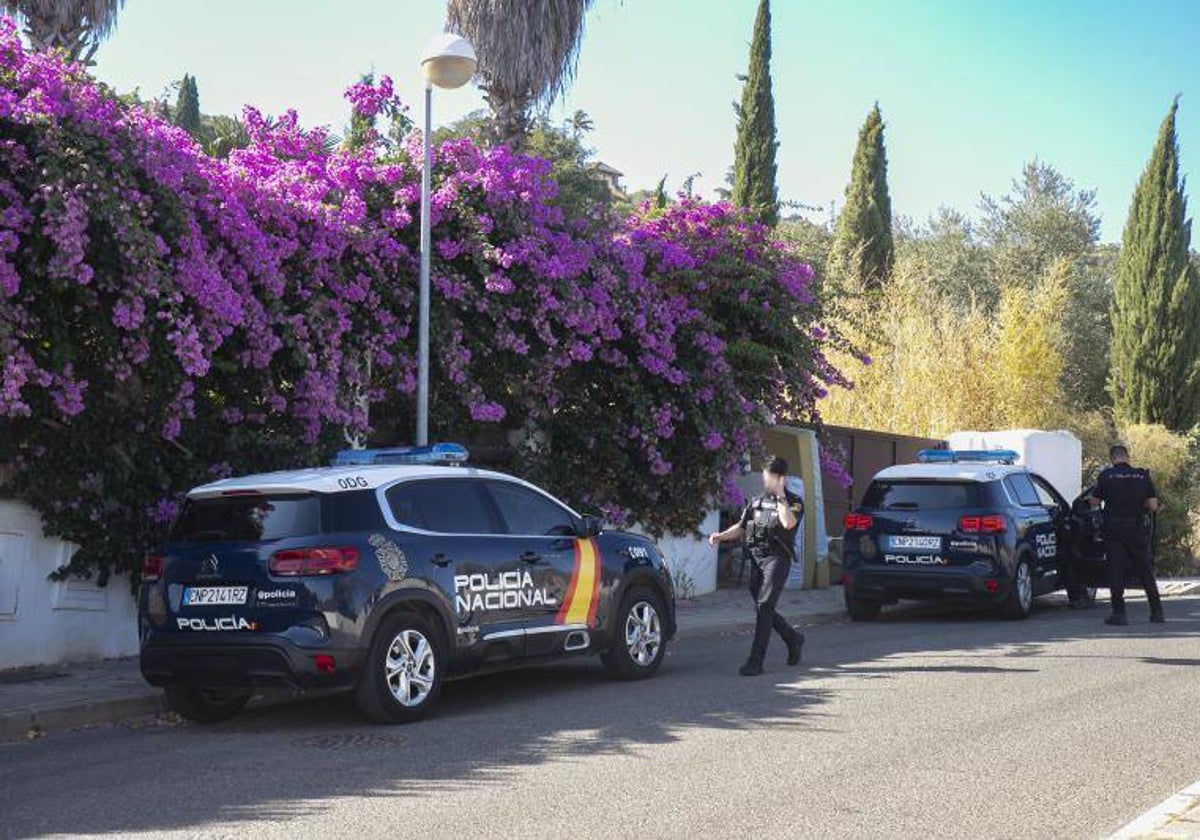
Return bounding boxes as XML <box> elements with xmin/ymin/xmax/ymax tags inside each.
<box><xmin>556</xmin><ymin>539</ymin><xmax>584</xmax><ymax>624</ymax></box>
<box><xmin>560</xmin><ymin>539</ymin><xmax>601</xmax><ymax>626</ymax></box>
<box><xmin>586</xmin><ymin>539</ymin><xmax>603</xmax><ymax>627</ymax></box>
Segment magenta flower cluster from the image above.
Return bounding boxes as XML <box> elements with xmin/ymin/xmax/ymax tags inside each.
<box><xmin>0</xmin><ymin>20</ymin><xmax>848</xmax><ymax>578</ymax></box>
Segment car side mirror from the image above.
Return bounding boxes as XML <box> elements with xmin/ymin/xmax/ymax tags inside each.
<box><xmin>579</xmin><ymin>515</ymin><xmax>603</xmax><ymax>538</ymax></box>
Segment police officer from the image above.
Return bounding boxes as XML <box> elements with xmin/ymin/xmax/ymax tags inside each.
<box><xmin>1086</xmin><ymin>444</ymin><xmax>1164</xmax><ymax>626</ymax></box>
<box><xmin>709</xmin><ymin>455</ymin><xmax>805</xmax><ymax>676</ymax></box>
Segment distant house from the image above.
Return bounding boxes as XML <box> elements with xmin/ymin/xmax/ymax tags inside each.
<box><xmin>587</xmin><ymin>161</ymin><xmax>625</xmax><ymax>197</ymax></box>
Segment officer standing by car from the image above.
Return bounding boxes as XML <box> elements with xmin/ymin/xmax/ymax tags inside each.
<box><xmin>1086</xmin><ymin>444</ymin><xmax>1165</xmax><ymax>625</ymax></box>
<box><xmin>709</xmin><ymin>455</ymin><xmax>806</xmax><ymax>676</ymax></box>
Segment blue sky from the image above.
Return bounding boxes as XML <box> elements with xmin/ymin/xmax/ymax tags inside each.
<box><xmin>90</xmin><ymin>0</ymin><xmax>1200</xmax><ymax>243</ymax></box>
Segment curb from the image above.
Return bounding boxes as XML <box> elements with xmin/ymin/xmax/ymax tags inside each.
<box><xmin>675</xmin><ymin>607</ymin><xmax>848</xmax><ymax>642</ymax></box>
<box><xmin>0</xmin><ymin>690</ymin><xmax>166</xmax><ymax>744</ymax></box>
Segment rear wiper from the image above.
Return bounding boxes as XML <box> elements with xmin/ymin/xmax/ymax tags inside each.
<box><xmin>884</xmin><ymin>503</ymin><xmax>920</xmax><ymax>510</ymax></box>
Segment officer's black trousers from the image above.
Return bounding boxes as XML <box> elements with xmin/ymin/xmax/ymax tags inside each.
<box><xmin>748</xmin><ymin>555</ymin><xmax>801</xmax><ymax>665</ymax></box>
<box><xmin>1105</xmin><ymin>526</ymin><xmax>1162</xmax><ymax>617</ymax></box>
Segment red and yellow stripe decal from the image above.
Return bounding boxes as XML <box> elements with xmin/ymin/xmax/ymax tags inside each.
<box><xmin>556</xmin><ymin>538</ymin><xmax>602</xmax><ymax>628</ymax></box>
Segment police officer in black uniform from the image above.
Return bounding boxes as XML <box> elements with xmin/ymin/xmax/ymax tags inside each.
<box><xmin>1086</xmin><ymin>444</ymin><xmax>1164</xmax><ymax>626</ymax></box>
<box><xmin>709</xmin><ymin>455</ymin><xmax>805</xmax><ymax>676</ymax></box>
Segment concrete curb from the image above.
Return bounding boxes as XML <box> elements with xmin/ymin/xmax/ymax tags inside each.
<box><xmin>0</xmin><ymin>690</ymin><xmax>166</xmax><ymax>744</ymax></box>
<box><xmin>675</xmin><ymin>607</ymin><xmax>849</xmax><ymax>642</ymax></box>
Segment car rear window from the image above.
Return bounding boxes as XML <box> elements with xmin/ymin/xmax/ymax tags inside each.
<box><xmin>861</xmin><ymin>480</ymin><xmax>984</xmax><ymax>510</ymax></box>
<box><xmin>169</xmin><ymin>495</ymin><xmax>322</xmax><ymax>543</ymax></box>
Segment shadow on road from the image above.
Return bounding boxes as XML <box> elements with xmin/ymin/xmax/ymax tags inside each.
<box><xmin>4</xmin><ymin>595</ymin><xmax>1197</xmax><ymax>836</ymax></box>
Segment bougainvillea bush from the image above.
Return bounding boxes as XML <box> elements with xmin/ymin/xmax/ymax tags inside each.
<box><xmin>0</xmin><ymin>18</ymin><xmax>848</xmax><ymax>584</ymax></box>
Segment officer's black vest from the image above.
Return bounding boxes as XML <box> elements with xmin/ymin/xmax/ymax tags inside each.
<box><xmin>746</xmin><ymin>495</ymin><xmax>796</xmax><ymax>561</ymax></box>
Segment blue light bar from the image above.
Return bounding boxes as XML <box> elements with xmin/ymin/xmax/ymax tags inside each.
<box><xmin>917</xmin><ymin>449</ymin><xmax>1019</xmax><ymax>465</ymax></box>
<box><xmin>332</xmin><ymin>442</ymin><xmax>470</xmax><ymax>467</ymax></box>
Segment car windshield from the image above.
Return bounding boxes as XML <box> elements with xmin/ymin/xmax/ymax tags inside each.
<box><xmin>169</xmin><ymin>495</ymin><xmax>321</xmax><ymax>542</ymax></box>
<box><xmin>861</xmin><ymin>480</ymin><xmax>983</xmax><ymax>510</ymax></box>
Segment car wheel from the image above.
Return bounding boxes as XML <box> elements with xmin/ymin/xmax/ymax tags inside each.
<box><xmin>355</xmin><ymin>610</ymin><xmax>445</xmax><ymax>724</ymax></box>
<box><xmin>164</xmin><ymin>684</ymin><xmax>251</xmax><ymax>724</ymax></box>
<box><xmin>602</xmin><ymin>587</ymin><xmax>667</xmax><ymax>680</ymax></box>
<box><xmin>1003</xmin><ymin>556</ymin><xmax>1035</xmax><ymax>620</ymax></box>
<box><xmin>845</xmin><ymin>588</ymin><xmax>882</xmax><ymax>622</ymax></box>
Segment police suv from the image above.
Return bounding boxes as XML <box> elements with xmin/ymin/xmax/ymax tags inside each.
<box><xmin>840</xmin><ymin>450</ymin><xmax>1076</xmax><ymax>621</ymax></box>
<box><xmin>139</xmin><ymin>444</ymin><xmax>676</xmax><ymax>724</ymax></box>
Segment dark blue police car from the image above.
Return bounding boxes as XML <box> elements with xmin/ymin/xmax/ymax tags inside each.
<box><xmin>840</xmin><ymin>450</ymin><xmax>1079</xmax><ymax>621</ymax></box>
<box><xmin>139</xmin><ymin>444</ymin><xmax>675</xmax><ymax>724</ymax></box>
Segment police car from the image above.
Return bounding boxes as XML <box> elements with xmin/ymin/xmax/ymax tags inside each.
<box><xmin>840</xmin><ymin>450</ymin><xmax>1078</xmax><ymax>621</ymax></box>
<box><xmin>138</xmin><ymin>444</ymin><xmax>676</xmax><ymax>724</ymax></box>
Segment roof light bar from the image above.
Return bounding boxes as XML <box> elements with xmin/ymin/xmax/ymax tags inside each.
<box><xmin>917</xmin><ymin>449</ymin><xmax>1019</xmax><ymax>465</ymax></box>
<box><xmin>331</xmin><ymin>442</ymin><xmax>469</xmax><ymax>467</ymax></box>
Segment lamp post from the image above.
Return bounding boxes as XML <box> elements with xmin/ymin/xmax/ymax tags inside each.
<box><xmin>416</xmin><ymin>33</ymin><xmax>476</xmax><ymax>446</ymax></box>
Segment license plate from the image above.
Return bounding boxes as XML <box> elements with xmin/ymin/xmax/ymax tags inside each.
<box><xmin>888</xmin><ymin>536</ymin><xmax>942</xmax><ymax>551</ymax></box>
<box><xmin>182</xmin><ymin>586</ymin><xmax>248</xmax><ymax>606</ymax></box>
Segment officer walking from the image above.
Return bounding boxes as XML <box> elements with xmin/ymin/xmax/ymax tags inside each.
<box><xmin>1086</xmin><ymin>444</ymin><xmax>1164</xmax><ymax>626</ymax></box>
<box><xmin>709</xmin><ymin>455</ymin><xmax>805</xmax><ymax>676</ymax></box>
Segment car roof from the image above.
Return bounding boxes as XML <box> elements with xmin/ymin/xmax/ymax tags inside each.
<box><xmin>873</xmin><ymin>462</ymin><xmax>1029</xmax><ymax>483</ymax></box>
<box><xmin>187</xmin><ymin>464</ymin><xmax>515</xmax><ymax>499</ymax></box>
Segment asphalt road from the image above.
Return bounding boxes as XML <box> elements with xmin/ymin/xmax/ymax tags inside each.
<box><xmin>3</xmin><ymin>596</ymin><xmax>1199</xmax><ymax>839</ymax></box>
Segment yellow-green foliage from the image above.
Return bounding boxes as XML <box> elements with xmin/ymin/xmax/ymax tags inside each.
<box><xmin>822</xmin><ymin>260</ymin><xmax>1070</xmax><ymax>437</ymax></box>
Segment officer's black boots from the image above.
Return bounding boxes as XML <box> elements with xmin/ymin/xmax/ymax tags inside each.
<box><xmin>1104</xmin><ymin>613</ymin><xmax>1129</xmax><ymax>626</ymax></box>
<box><xmin>1150</xmin><ymin>609</ymin><xmax>1166</xmax><ymax>623</ymax></box>
<box><xmin>739</xmin><ymin>660</ymin><xmax>765</xmax><ymax>677</ymax></box>
<box><xmin>787</xmin><ymin>632</ymin><xmax>804</xmax><ymax>666</ymax></box>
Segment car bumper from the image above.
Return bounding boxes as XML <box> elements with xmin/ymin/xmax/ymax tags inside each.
<box><xmin>140</xmin><ymin>634</ymin><xmax>363</xmax><ymax>691</ymax></box>
<box><xmin>846</xmin><ymin>564</ymin><xmax>1008</xmax><ymax>603</ymax></box>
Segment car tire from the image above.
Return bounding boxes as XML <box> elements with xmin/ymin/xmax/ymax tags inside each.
<box><xmin>1002</xmin><ymin>556</ymin><xmax>1035</xmax><ymax>620</ymax></box>
<box><xmin>845</xmin><ymin>588</ymin><xmax>882</xmax><ymax>622</ymax></box>
<box><xmin>355</xmin><ymin>609</ymin><xmax>445</xmax><ymax>724</ymax></box>
<box><xmin>602</xmin><ymin>587</ymin><xmax>668</xmax><ymax>680</ymax></box>
<box><xmin>164</xmin><ymin>684</ymin><xmax>251</xmax><ymax>724</ymax></box>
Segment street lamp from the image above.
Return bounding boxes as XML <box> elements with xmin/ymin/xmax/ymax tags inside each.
<box><xmin>416</xmin><ymin>32</ymin><xmax>476</xmax><ymax>446</ymax></box>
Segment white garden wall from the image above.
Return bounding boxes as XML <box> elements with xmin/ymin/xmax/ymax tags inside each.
<box><xmin>629</xmin><ymin>509</ymin><xmax>720</xmax><ymax>598</ymax></box>
<box><xmin>0</xmin><ymin>500</ymin><xmax>139</xmax><ymax>669</ymax></box>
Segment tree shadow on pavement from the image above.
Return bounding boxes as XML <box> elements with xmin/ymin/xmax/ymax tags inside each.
<box><xmin>3</xmin><ymin>595</ymin><xmax>1197</xmax><ymax>836</ymax></box>
<box><xmin>1</xmin><ymin>636</ymin><xmax>839</xmax><ymax>836</ymax></box>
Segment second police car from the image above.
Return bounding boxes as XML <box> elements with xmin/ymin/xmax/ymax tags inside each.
<box><xmin>840</xmin><ymin>449</ymin><xmax>1084</xmax><ymax>621</ymax></box>
<box><xmin>138</xmin><ymin>444</ymin><xmax>676</xmax><ymax>724</ymax></box>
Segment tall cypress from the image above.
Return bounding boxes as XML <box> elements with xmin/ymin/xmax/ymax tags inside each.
<box><xmin>1110</xmin><ymin>99</ymin><xmax>1200</xmax><ymax>430</ymax></box>
<box><xmin>173</xmin><ymin>74</ymin><xmax>201</xmax><ymax>138</ymax></box>
<box><xmin>827</xmin><ymin>103</ymin><xmax>894</xmax><ymax>290</ymax></box>
<box><xmin>731</xmin><ymin>0</ymin><xmax>778</xmax><ymax>227</ymax></box>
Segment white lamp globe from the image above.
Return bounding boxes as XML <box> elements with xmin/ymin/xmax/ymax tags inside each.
<box><xmin>421</xmin><ymin>33</ymin><xmax>477</xmax><ymax>89</ymax></box>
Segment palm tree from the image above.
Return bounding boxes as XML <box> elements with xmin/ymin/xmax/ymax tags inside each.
<box><xmin>568</xmin><ymin>108</ymin><xmax>594</xmax><ymax>139</ymax></box>
<box><xmin>446</xmin><ymin>0</ymin><xmax>594</xmax><ymax>151</ymax></box>
<box><xmin>1</xmin><ymin>0</ymin><xmax>125</xmax><ymax>64</ymax></box>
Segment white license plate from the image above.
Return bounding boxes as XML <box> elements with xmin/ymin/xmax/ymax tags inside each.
<box><xmin>183</xmin><ymin>586</ymin><xmax>248</xmax><ymax>606</ymax></box>
<box><xmin>888</xmin><ymin>536</ymin><xmax>942</xmax><ymax>550</ymax></box>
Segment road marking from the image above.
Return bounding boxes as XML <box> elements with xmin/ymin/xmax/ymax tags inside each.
<box><xmin>1112</xmin><ymin>776</ymin><xmax>1200</xmax><ymax>838</ymax></box>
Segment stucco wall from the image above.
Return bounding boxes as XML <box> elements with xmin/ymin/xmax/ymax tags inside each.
<box><xmin>0</xmin><ymin>500</ymin><xmax>139</xmax><ymax>669</ymax></box>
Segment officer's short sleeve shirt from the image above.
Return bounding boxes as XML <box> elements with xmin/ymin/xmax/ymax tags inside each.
<box><xmin>1094</xmin><ymin>465</ymin><xmax>1156</xmax><ymax>518</ymax></box>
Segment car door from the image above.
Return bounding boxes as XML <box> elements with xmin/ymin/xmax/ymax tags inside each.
<box><xmin>1004</xmin><ymin>472</ymin><xmax>1057</xmax><ymax>591</ymax></box>
<box><xmin>383</xmin><ymin>477</ymin><xmax>526</xmax><ymax>660</ymax></box>
<box><xmin>481</xmin><ymin>478</ymin><xmax>590</xmax><ymax>658</ymax></box>
<box><xmin>1028</xmin><ymin>474</ymin><xmax>1074</xmax><ymax>593</ymax></box>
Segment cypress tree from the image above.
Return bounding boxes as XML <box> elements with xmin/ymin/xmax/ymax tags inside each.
<box><xmin>828</xmin><ymin>103</ymin><xmax>894</xmax><ymax>290</ymax></box>
<box><xmin>1110</xmin><ymin>99</ymin><xmax>1200</xmax><ymax>430</ymax></box>
<box><xmin>173</xmin><ymin>74</ymin><xmax>201</xmax><ymax>138</ymax></box>
<box><xmin>731</xmin><ymin>0</ymin><xmax>778</xmax><ymax>227</ymax></box>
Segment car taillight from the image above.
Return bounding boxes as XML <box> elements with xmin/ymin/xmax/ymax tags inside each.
<box><xmin>842</xmin><ymin>513</ymin><xmax>874</xmax><ymax>531</ymax></box>
<box><xmin>269</xmin><ymin>547</ymin><xmax>359</xmax><ymax>576</ymax></box>
<box><xmin>142</xmin><ymin>554</ymin><xmax>164</xmax><ymax>582</ymax></box>
<box><xmin>960</xmin><ymin>516</ymin><xmax>1006</xmax><ymax>534</ymax></box>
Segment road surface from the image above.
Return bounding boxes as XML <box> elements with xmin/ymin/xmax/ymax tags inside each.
<box><xmin>3</xmin><ymin>596</ymin><xmax>1198</xmax><ymax>839</ymax></box>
